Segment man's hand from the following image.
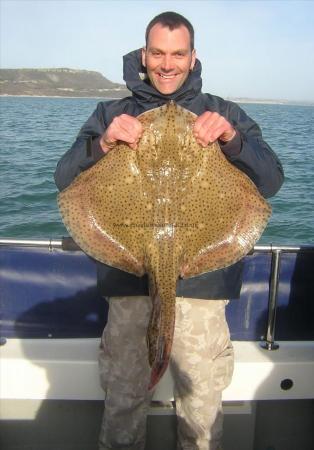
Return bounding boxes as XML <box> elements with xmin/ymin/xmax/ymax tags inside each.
<box><xmin>99</xmin><ymin>114</ymin><xmax>143</xmax><ymax>153</ymax></box>
<box><xmin>193</xmin><ymin>111</ymin><xmax>236</xmax><ymax>147</ymax></box>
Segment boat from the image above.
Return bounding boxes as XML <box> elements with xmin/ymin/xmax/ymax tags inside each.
<box><xmin>0</xmin><ymin>238</ymin><xmax>313</xmax><ymax>449</ymax></box>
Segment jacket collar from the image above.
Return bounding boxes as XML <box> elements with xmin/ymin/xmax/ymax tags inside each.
<box><xmin>123</xmin><ymin>48</ymin><xmax>203</xmax><ymax>107</ymax></box>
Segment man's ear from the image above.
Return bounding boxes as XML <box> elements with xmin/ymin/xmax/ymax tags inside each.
<box><xmin>190</xmin><ymin>49</ymin><xmax>196</xmax><ymax>71</ymax></box>
<box><xmin>141</xmin><ymin>47</ymin><xmax>146</xmax><ymax>67</ymax></box>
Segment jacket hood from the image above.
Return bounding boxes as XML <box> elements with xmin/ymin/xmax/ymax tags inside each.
<box><xmin>123</xmin><ymin>48</ymin><xmax>202</xmax><ymax>107</ymax></box>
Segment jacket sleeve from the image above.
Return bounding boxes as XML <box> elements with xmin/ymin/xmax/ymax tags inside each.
<box><xmin>54</xmin><ymin>102</ymin><xmax>108</xmax><ymax>191</ymax></box>
<box><xmin>216</xmin><ymin>99</ymin><xmax>284</xmax><ymax>199</ymax></box>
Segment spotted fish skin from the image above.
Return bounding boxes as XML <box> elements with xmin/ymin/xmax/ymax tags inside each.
<box><xmin>58</xmin><ymin>101</ymin><xmax>271</xmax><ymax>389</ymax></box>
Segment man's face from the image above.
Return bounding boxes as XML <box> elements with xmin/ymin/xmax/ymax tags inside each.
<box><xmin>142</xmin><ymin>23</ymin><xmax>196</xmax><ymax>95</ymax></box>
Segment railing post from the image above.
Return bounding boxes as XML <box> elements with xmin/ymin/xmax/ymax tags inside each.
<box><xmin>261</xmin><ymin>248</ymin><xmax>281</xmax><ymax>350</ymax></box>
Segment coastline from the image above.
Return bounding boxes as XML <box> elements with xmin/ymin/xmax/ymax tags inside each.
<box><xmin>0</xmin><ymin>94</ymin><xmax>114</xmax><ymax>100</ymax></box>
<box><xmin>226</xmin><ymin>97</ymin><xmax>314</xmax><ymax>107</ymax></box>
<box><xmin>0</xmin><ymin>93</ymin><xmax>127</xmax><ymax>100</ymax></box>
<box><xmin>1</xmin><ymin>93</ymin><xmax>313</xmax><ymax>107</ymax></box>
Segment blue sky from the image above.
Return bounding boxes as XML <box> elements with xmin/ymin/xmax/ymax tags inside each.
<box><xmin>1</xmin><ymin>0</ymin><xmax>314</xmax><ymax>101</ymax></box>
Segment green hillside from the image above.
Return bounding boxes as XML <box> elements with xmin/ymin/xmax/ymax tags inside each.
<box><xmin>0</xmin><ymin>68</ymin><xmax>129</xmax><ymax>98</ymax></box>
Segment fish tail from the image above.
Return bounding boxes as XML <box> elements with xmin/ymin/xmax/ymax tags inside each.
<box><xmin>147</xmin><ymin>286</ymin><xmax>176</xmax><ymax>390</ymax></box>
<box><xmin>148</xmin><ymin>334</ymin><xmax>173</xmax><ymax>390</ymax></box>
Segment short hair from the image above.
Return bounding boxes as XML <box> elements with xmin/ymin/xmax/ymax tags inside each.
<box><xmin>145</xmin><ymin>11</ymin><xmax>194</xmax><ymax>50</ymax></box>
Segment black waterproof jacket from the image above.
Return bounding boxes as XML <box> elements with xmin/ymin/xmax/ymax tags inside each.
<box><xmin>55</xmin><ymin>49</ymin><xmax>284</xmax><ymax>299</ymax></box>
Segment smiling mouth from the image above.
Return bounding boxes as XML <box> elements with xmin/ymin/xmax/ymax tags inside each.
<box><xmin>158</xmin><ymin>73</ymin><xmax>178</xmax><ymax>79</ymax></box>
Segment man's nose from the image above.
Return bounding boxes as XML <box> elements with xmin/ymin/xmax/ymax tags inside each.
<box><xmin>161</xmin><ymin>55</ymin><xmax>174</xmax><ymax>72</ymax></box>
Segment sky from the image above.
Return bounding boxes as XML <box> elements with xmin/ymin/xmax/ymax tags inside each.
<box><xmin>1</xmin><ymin>0</ymin><xmax>314</xmax><ymax>101</ymax></box>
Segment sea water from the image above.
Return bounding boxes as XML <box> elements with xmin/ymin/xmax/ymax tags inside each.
<box><xmin>0</xmin><ymin>96</ymin><xmax>313</xmax><ymax>244</ymax></box>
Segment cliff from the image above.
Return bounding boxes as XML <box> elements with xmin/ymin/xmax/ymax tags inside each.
<box><xmin>0</xmin><ymin>68</ymin><xmax>129</xmax><ymax>98</ymax></box>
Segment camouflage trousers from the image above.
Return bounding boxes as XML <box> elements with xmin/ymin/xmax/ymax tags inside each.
<box><xmin>98</xmin><ymin>296</ymin><xmax>234</xmax><ymax>450</ymax></box>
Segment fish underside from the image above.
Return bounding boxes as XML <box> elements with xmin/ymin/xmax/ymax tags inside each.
<box><xmin>58</xmin><ymin>101</ymin><xmax>271</xmax><ymax>390</ymax></box>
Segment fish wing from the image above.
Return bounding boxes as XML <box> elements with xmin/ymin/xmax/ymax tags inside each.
<box><xmin>58</xmin><ymin>144</ymin><xmax>149</xmax><ymax>276</ymax></box>
<box><xmin>177</xmin><ymin>140</ymin><xmax>271</xmax><ymax>278</ymax></box>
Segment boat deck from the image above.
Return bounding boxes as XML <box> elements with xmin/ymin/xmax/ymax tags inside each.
<box><xmin>1</xmin><ymin>399</ymin><xmax>313</xmax><ymax>450</ymax></box>
<box><xmin>1</xmin><ymin>239</ymin><xmax>314</xmax><ymax>449</ymax></box>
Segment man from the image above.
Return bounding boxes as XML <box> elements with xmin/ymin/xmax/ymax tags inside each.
<box><xmin>55</xmin><ymin>11</ymin><xmax>284</xmax><ymax>450</ymax></box>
